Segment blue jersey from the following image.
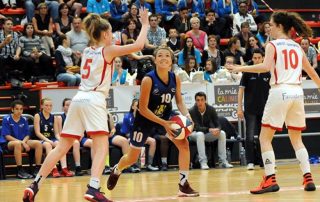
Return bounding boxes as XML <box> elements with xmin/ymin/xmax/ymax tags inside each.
<box><xmin>39</xmin><ymin>112</ymin><xmax>55</xmax><ymax>139</ymax></box>
<box><xmin>1</xmin><ymin>115</ymin><xmax>29</xmax><ymax>141</ymax></box>
<box><xmin>135</xmin><ymin>70</ymin><xmax>176</xmax><ymax>127</ymax></box>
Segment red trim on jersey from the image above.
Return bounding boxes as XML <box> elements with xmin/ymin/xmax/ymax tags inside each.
<box><xmin>87</xmin><ymin>131</ymin><xmax>109</xmax><ymax>137</ymax></box>
<box><xmin>261</xmin><ymin>124</ymin><xmax>283</xmax><ymax>131</ymax></box>
<box><xmin>94</xmin><ymin>47</ymin><xmax>108</xmax><ymax>91</ymax></box>
<box><xmin>287</xmin><ymin>126</ymin><xmax>306</xmax><ymax>131</ymax></box>
<box><xmin>60</xmin><ymin>133</ymin><xmax>81</xmax><ymax>140</ymax></box>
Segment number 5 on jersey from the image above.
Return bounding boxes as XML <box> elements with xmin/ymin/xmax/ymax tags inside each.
<box><xmin>82</xmin><ymin>59</ymin><xmax>92</xmax><ymax>79</ymax></box>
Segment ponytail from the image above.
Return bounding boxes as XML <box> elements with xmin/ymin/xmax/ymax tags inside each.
<box><xmin>271</xmin><ymin>11</ymin><xmax>312</xmax><ymax>37</ymax></box>
<box><xmin>83</xmin><ymin>13</ymin><xmax>111</xmax><ymax>44</ymax></box>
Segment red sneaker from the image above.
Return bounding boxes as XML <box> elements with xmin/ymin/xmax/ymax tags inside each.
<box><xmin>178</xmin><ymin>181</ymin><xmax>199</xmax><ymax>197</ymax></box>
<box><xmin>303</xmin><ymin>173</ymin><xmax>316</xmax><ymax>191</ymax></box>
<box><xmin>51</xmin><ymin>168</ymin><xmax>60</xmax><ymax>178</ymax></box>
<box><xmin>61</xmin><ymin>168</ymin><xmax>74</xmax><ymax>177</ymax></box>
<box><xmin>250</xmin><ymin>175</ymin><xmax>280</xmax><ymax>194</ymax></box>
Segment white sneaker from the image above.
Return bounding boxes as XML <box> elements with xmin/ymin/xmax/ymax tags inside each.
<box><xmin>200</xmin><ymin>163</ymin><xmax>209</xmax><ymax>170</ymax></box>
<box><xmin>219</xmin><ymin>162</ymin><xmax>233</xmax><ymax>168</ymax></box>
<box><xmin>146</xmin><ymin>165</ymin><xmax>159</xmax><ymax>171</ymax></box>
<box><xmin>247</xmin><ymin>163</ymin><xmax>255</xmax><ymax>170</ymax></box>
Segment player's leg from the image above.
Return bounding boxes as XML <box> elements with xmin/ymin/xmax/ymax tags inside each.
<box><xmin>170</xmin><ymin>137</ymin><xmax>199</xmax><ymax>197</ymax></box>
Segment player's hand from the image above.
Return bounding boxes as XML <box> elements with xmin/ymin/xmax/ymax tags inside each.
<box><xmin>163</xmin><ymin>120</ymin><xmax>176</xmax><ymax>138</ymax></box>
<box><xmin>226</xmin><ymin>64</ymin><xmax>242</xmax><ymax>73</ymax></box>
<box><xmin>237</xmin><ymin>109</ymin><xmax>244</xmax><ymax>120</ymax></box>
<box><xmin>139</xmin><ymin>7</ymin><xmax>149</xmax><ymax>26</ymax></box>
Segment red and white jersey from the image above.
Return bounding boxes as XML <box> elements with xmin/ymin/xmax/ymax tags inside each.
<box><xmin>269</xmin><ymin>39</ymin><xmax>303</xmax><ymax>85</ymax></box>
<box><xmin>79</xmin><ymin>46</ymin><xmax>113</xmax><ymax>96</ymax></box>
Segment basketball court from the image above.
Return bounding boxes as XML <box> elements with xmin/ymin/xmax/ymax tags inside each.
<box><xmin>1</xmin><ymin>162</ymin><xmax>319</xmax><ymax>202</ymax></box>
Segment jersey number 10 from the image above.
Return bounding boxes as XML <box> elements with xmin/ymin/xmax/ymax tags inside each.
<box><xmin>282</xmin><ymin>49</ymin><xmax>298</xmax><ymax>70</ymax></box>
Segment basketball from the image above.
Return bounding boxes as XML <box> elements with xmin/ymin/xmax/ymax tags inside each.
<box><xmin>169</xmin><ymin>115</ymin><xmax>193</xmax><ymax>140</ymax></box>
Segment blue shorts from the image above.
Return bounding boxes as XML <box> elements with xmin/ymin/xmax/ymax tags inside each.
<box><xmin>129</xmin><ymin>124</ymin><xmax>155</xmax><ymax>148</ymax></box>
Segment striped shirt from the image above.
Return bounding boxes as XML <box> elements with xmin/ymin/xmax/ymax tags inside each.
<box><xmin>0</xmin><ymin>30</ymin><xmax>19</xmax><ymax>58</ymax></box>
<box><xmin>19</xmin><ymin>35</ymin><xmax>47</xmax><ymax>56</ymax></box>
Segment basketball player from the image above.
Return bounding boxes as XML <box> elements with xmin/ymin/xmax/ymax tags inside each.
<box><xmin>107</xmin><ymin>46</ymin><xmax>199</xmax><ymax>197</ymax></box>
<box><xmin>227</xmin><ymin>11</ymin><xmax>320</xmax><ymax>194</ymax></box>
<box><xmin>23</xmin><ymin>7</ymin><xmax>149</xmax><ymax>202</ymax></box>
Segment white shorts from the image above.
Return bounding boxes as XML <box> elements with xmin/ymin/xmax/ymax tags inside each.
<box><xmin>262</xmin><ymin>84</ymin><xmax>306</xmax><ymax>131</ymax></box>
<box><xmin>60</xmin><ymin>91</ymin><xmax>109</xmax><ymax>140</ymax></box>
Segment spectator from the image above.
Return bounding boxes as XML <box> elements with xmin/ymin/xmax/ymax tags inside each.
<box><xmin>177</xmin><ymin>0</ymin><xmax>205</xmax><ymax>19</ymax></box>
<box><xmin>121</xmin><ymin>18</ymin><xmax>140</xmax><ymax>45</ymax></box>
<box><xmin>66</xmin><ymin>17</ymin><xmax>89</xmax><ymax>65</ymax></box>
<box><xmin>184</xmin><ymin>55</ymin><xmax>198</xmax><ymax>76</ymax></box>
<box><xmin>57</xmin><ymin>98</ymin><xmax>83</xmax><ymax>176</ymax></box>
<box><xmin>17</xmin><ymin>23</ymin><xmax>53</xmax><ymax>81</ymax></box>
<box><xmin>112</xmin><ymin>57</ymin><xmax>129</xmax><ymax>85</ymax></box>
<box><xmin>245</xmin><ymin>0</ymin><xmax>259</xmax><ymax>17</ymax></box>
<box><xmin>55</xmin><ymin>3</ymin><xmax>74</xmax><ymax>38</ymax></box>
<box><xmin>186</xmin><ymin>16</ymin><xmax>208</xmax><ymax>53</ymax></box>
<box><xmin>33</xmin><ymin>98</ymin><xmax>74</xmax><ymax>177</ymax></box>
<box><xmin>109</xmin><ymin>0</ymin><xmax>129</xmax><ymax>31</ymax></box>
<box><xmin>244</xmin><ymin>35</ymin><xmax>262</xmax><ymax>63</ymax></box>
<box><xmin>121</xmin><ymin>99</ymin><xmax>159</xmax><ymax>171</ymax></box>
<box><xmin>25</xmin><ymin>0</ymin><xmax>59</xmax><ymax>23</ymax></box>
<box><xmin>256</xmin><ymin>21</ymin><xmax>271</xmax><ymax>48</ymax></box>
<box><xmin>204</xmin><ymin>0</ymin><xmax>219</xmax><ymax>14</ymax></box>
<box><xmin>151</xmin><ymin>126</ymin><xmax>171</xmax><ymax>171</ymax></box>
<box><xmin>203</xmin><ymin>58</ymin><xmax>218</xmax><ymax>83</ymax></box>
<box><xmin>237</xmin><ymin>49</ymin><xmax>270</xmax><ymax>170</ymax></box>
<box><xmin>124</xmin><ymin>4</ymin><xmax>142</xmax><ymax>30</ymax></box>
<box><xmin>145</xmin><ymin>14</ymin><xmax>167</xmax><ymax>53</ymax></box>
<box><xmin>223</xmin><ymin>36</ymin><xmax>244</xmax><ymax>65</ymax></box>
<box><xmin>55</xmin><ymin>34</ymin><xmax>81</xmax><ymax>86</ymax></box>
<box><xmin>154</xmin><ymin>0</ymin><xmax>179</xmax><ymax>27</ymax></box>
<box><xmin>232</xmin><ymin>0</ymin><xmax>257</xmax><ymax>35</ymax></box>
<box><xmin>62</xmin><ymin>0</ymin><xmax>83</xmax><ymax>17</ymax></box>
<box><xmin>134</xmin><ymin>0</ymin><xmax>153</xmax><ymax>13</ymax></box>
<box><xmin>300</xmin><ymin>38</ymin><xmax>318</xmax><ymax>70</ymax></box>
<box><xmin>189</xmin><ymin>91</ymin><xmax>233</xmax><ymax>169</ymax></box>
<box><xmin>177</xmin><ymin>37</ymin><xmax>201</xmax><ymax>67</ymax></box>
<box><xmin>0</xmin><ymin>18</ymin><xmax>28</xmax><ymax>85</ymax></box>
<box><xmin>235</xmin><ymin>21</ymin><xmax>254</xmax><ymax>49</ymax></box>
<box><xmin>166</xmin><ymin>28</ymin><xmax>181</xmax><ymax>55</ymax></box>
<box><xmin>86</xmin><ymin>0</ymin><xmax>110</xmax><ymax>15</ymax></box>
<box><xmin>202</xmin><ymin>9</ymin><xmax>227</xmax><ymax>38</ymax></box>
<box><xmin>0</xmin><ymin>100</ymin><xmax>43</xmax><ymax>179</ymax></box>
<box><xmin>32</xmin><ymin>3</ymin><xmax>55</xmax><ymax>56</ymax></box>
<box><xmin>201</xmin><ymin>35</ymin><xmax>223</xmax><ymax>68</ymax></box>
<box><xmin>217</xmin><ymin>0</ymin><xmax>238</xmax><ymax>37</ymax></box>
<box><xmin>173</xmin><ymin>7</ymin><xmax>191</xmax><ymax>39</ymax></box>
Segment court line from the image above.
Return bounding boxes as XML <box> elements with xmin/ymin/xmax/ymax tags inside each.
<box><xmin>116</xmin><ymin>185</ymin><xmax>320</xmax><ymax>202</ymax></box>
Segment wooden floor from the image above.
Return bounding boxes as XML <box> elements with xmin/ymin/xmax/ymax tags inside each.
<box><xmin>1</xmin><ymin>162</ymin><xmax>320</xmax><ymax>202</ymax></box>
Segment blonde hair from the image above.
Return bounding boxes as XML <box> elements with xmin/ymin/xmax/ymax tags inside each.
<box><xmin>41</xmin><ymin>97</ymin><xmax>52</xmax><ymax>105</ymax></box>
<box><xmin>83</xmin><ymin>13</ymin><xmax>111</xmax><ymax>44</ymax></box>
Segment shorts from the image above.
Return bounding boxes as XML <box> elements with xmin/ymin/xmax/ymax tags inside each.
<box><xmin>61</xmin><ymin>91</ymin><xmax>110</xmax><ymax>140</ymax></box>
<box><xmin>129</xmin><ymin>123</ymin><xmax>154</xmax><ymax>148</ymax></box>
<box><xmin>262</xmin><ymin>85</ymin><xmax>305</xmax><ymax>131</ymax></box>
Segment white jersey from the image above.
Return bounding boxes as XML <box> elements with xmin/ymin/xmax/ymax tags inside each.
<box><xmin>269</xmin><ymin>39</ymin><xmax>303</xmax><ymax>85</ymax></box>
<box><xmin>79</xmin><ymin>46</ymin><xmax>113</xmax><ymax>96</ymax></box>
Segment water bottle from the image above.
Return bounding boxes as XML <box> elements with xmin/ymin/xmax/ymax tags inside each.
<box><xmin>240</xmin><ymin>147</ymin><xmax>247</xmax><ymax>166</ymax></box>
<box><xmin>140</xmin><ymin>147</ymin><xmax>146</xmax><ymax>168</ymax></box>
<box><xmin>226</xmin><ymin>148</ymin><xmax>232</xmax><ymax>163</ymax></box>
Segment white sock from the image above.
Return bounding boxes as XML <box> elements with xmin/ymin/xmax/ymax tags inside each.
<box><xmin>34</xmin><ymin>174</ymin><xmax>44</xmax><ymax>187</ymax></box>
<box><xmin>161</xmin><ymin>157</ymin><xmax>167</xmax><ymax>164</ymax></box>
<box><xmin>295</xmin><ymin>148</ymin><xmax>311</xmax><ymax>175</ymax></box>
<box><xmin>89</xmin><ymin>177</ymin><xmax>100</xmax><ymax>189</ymax></box>
<box><xmin>75</xmin><ymin>162</ymin><xmax>81</xmax><ymax>167</ymax></box>
<box><xmin>262</xmin><ymin>151</ymin><xmax>275</xmax><ymax>176</ymax></box>
<box><xmin>179</xmin><ymin>170</ymin><xmax>189</xmax><ymax>186</ymax></box>
<box><xmin>114</xmin><ymin>164</ymin><xmax>121</xmax><ymax>175</ymax></box>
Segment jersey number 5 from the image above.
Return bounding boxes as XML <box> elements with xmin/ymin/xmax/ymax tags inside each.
<box><xmin>82</xmin><ymin>59</ymin><xmax>92</xmax><ymax>79</ymax></box>
<box><xmin>282</xmin><ymin>49</ymin><xmax>298</xmax><ymax>70</ymax></box>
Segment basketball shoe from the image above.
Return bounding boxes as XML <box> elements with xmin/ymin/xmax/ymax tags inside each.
<box><xmin>250</xmin><ymin>174</ymin><xmax>280</xmax><ymax>194</ymax></box>
<box><xmin>51</xmin><ymin>168</ymin><xmax>60</xmax><ymax>177</ymax></box>
<box><xmin>61</xmin><ymin>167</ymin><xmax>74</xmax><ymax>177</ymax></box>
<box><xmin>107</xmin><ymin>165</ymin><xmax>121</xmax><ymax>190</ymax></box>
<box><xmin>23</xmin><ymin>181</ymin><xmax>38</xmax><ymax>202</ymax></box>
<box><xmin>178</xmin><ymin>180</ymin><xmax>199</xmax><ymax>197</ymax></box>
<box><xmin>84</xmin><ymin>185</ymin><xmax>112</xmax><ymax>202</ymax></box>
<box><xmin>303</xmin><ymin>173</ymin><xmax>316</xmax><ymax>191</ymax></box>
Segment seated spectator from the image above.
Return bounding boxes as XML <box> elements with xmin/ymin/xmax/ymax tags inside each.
<box><xmin>217</xmin><ymin>0</ymin><xmax>238</xmax><ymax>37</ymax></box>
<box><xmin>300</xmin><ymin>38</ymin><xmax>318</xmax><ymax>70</ymax></box>
<box><xmin>121</xmin><ymin>99</ymin><xmax>159</xmax><ymax>171</ymax></box>
<box><xmin>121</xmin><ymin>18</ymin><xmax>140</xmax><ymax>45</ymax></box>
<box><xmin>177</xmin><ymin>0</ymin><xmax>205</xmax><ymax>20</ymax></box>
<box><xmin>235</xmin><ymin>22</ymin><xmax>254</xmax><ymax>50</ymax></box>
<box><xmin>151</xmin><ymin>125</ymin><xmax>170</xmax><ymax>171</ymax></box>
<box><xmin>86</xmin><ymin>0</ymin><xmax>110</xmax><ymax>15</ymax></box>
<box><xmin>177</xmin><ymin>37</ymin><xmax>201</xmax><ymax>67</ymax></box>
<box><xmin>0</xmin><ymin>100</ymin><xmax>43</xmax><ymax>179</ymax></box>
<box><xmin>245</xmin><ymin>0</ymin><xmax>265</xmax><ymax>25</ymax></box>
<box><xmin>167</xmin><ymin>28</ymin><xmax>181</xmax><ymax>55</ymax></box>
<box><xmin>184</xmin><ymin>56</ymin><xmax>198</xmax><ymax>76</ymax></box>
<box><xmin>189</xmin><ymin>92</ymin><xmax>233</xmax><ymax>169</ymax></box>
<box><xmin>202</xmin><ymin>9</ymin><xmax>227</xmax><ymax>38</ymax></box>
<box><xmin>109</xmin><ymin>0</ymin><xmax>129</xmax><ymax>31</ymax></box>
<box><xmin>232</xmin><ymin>0</ymin><xmax>257</xmax><ymax>35</ymax></box>
<box><xmin>124</xmin><ymin>4</ymin><xmax>142</xmax><ymax>30</ymax></box>
<box><xmin>57</xmin><ymin>98</ymin><xmax>83</xmax><ymax>176</ymax></box>
<box><xmin>55</xmin><ymin>3</ymin><xmax>74</xmax><ymax>38</ymax></box>
<box><xmin>144</xmin><ymin>14</ymin><xmax>167</xmax><ymax>55</ymax></box>
<box><xmin>112</xmin><ymin>57</ymin><xmax>129</xmax><ymax>85</ymax></box>
<box><xmin>186</xmin><ymin>17</ymin><xmax>208</xmax><ymax>53</ymax></box>
<box><xmin>2</xmin><ymin>0</ymin><xmax>16</xmax><ymax>8</ymax></box>
<box><xmin>204</xmin><ymin>0</ymin><xmax>219</xmax><ymax>14</ymax></box>
<box><xmin>66</xmin><ymin>17</ymin><xmax>89</xmax><ymax>65</ymax></box>
<box><xmin>17</xmin><ymin>23</ymin><xmax>53</xmax><ymax>81</ymax></box>
<box><xmin>256</xmin><ymin>21</ymin><xmax>271</xmax><ymax>48</ymax></box>
<box><xmin>25</xmin><ymin>0</ymin><xmax>59</xmax><ymax>23</ymax></box>
<box><xmin>244</xmin><ymin>35</ymin><xmax>262</xmax><ymax>63</ymax></box>
<box><xmin>223</xmin><ymin>36</ymin><xmax>244</xmax><ymax>65</ymax></box>
<box><xmin>64</xmin><ymin>0</ymin><xmax>83</xmax><ymax>17</ymax></box>
<box><xmin>155</xmin><ymin>0</ymin><xmax>179</xmax><ymax>28</ymax></box>
<box><xmin>33</xmin><ymin>98</ymin><xmax>74</xmax><ymax>178</ymax></box>
<box><xmin>201</xmin><ymin>35</ymin><xmax>223</xmax><ymax>68</ymax></box>
<box><xmin>55</xmin><ymin>35</ymin><xmax>81</xmax><ymax>86</ymax></box>
<box><xmin>203</xmin><ymin>58</ymin><xmax>218</xmax><ymax>83</ymax></box>
<box><xmin>134</xmin><ymin>0</ymin><xmax>153</xmax><ymax>13</ymax></box>
<box><xmin>0</xmin><ymin>18</ymin><xmax>28</xmax><ymax>85</ymax></box>
<box><xmin>32</xmin><ymin>3</ymin><xmax>55</xmax><ymax>56</ymax></box>
<box><xmin>173</xmin><ymin>7</ymin><xmax>191</xmax><ymax>39</ymax></box>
